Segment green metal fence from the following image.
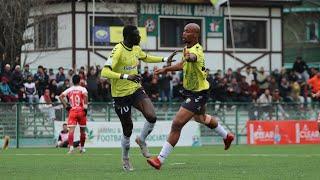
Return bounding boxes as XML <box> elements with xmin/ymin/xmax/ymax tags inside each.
<box><xmin>0</xmin><ymin>102</ymin><xmax>319</xmax><ymax>148</ymax></box>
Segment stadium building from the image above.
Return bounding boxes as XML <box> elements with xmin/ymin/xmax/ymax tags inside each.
<box><xmin>21</xmin><ymin>0</ymin><xmax>301</xmax><ymax>72</ymax></box>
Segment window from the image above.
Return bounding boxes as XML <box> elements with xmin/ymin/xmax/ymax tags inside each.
<box><xmin>89</xmin><ymin>15</ymin><xmax>137</xmax><ymax>47</ymax></box>
<box><xmin>35</xmin><ymin>17</ymin><xmax>57</xmax><ymax>49</ymax></box>
<box><xmin>226</xmin><ymin>19</ymin><xmax>267</xmax><ymax>49</ymax></box>
<box><xmin>306</xmin><ymin>21</ymin><xmax>318</xmax><ymax>42</ymax></box>
<box><xmin>159</xmin><ymin>17</ymin><xmax>203</xmax><ymax>48</ymax></box>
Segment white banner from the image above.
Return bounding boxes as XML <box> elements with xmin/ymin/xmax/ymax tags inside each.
<box><xmin>54</xmin><ymin>121</ymin><xmax>200</xmax><ymax>147</ymax></box>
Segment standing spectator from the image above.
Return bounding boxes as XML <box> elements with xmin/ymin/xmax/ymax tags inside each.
<box><xmin>48</xmin><ymin>68</ymin><xmax>56</xmax><ymax>81</ymax></box>
<box><xmin>87</xmin><ymin>67</ymin><xmax>100</xmax><ymax>102</ymax></box>
<box><xmin>11</xmin><ymin>65</ymin><xmax>24</xmax><ymax>94</ymax></box>
<box><xmin>56</xmin><ymin>67</ymin><xmax>66</xmax><ymax>88</ymax></box>
<box><xmin>39</xmin><ymin>88</ymin><xmax>56</xmax><ymax>121</ymax></box>
<box><xmin>142</xmin><ymin>66</ymin><xmax>152</xmax><ymax>95</ymax></box>
<box><xmin>171</xmin><ymin>71</ymin><xmax>182</xmax><ymax>100</ymax></box>
<box><xmin>252</xmin><ymin>67</ymin><xmax>258</xmax><ymax>82</ymax></box>
<box><xmin>293</xmin><ymin>56</ymin><xmax>309</xmax><ymax>81</ymax></box>
<box><xmin>241</xmin><ymin>66</ymin><xmax>254</xmax><ymax>85</ymax></box>
<box><xmin>67</xmin><ymin>69</ymin><xmax>74</xmax><ymax>84</ymax></box>
<box><xmin>97</xmin><ymin>79</ymin><xmax>112</xmax><ymax>102</ymax></box>
<box><xmin>309</xmin><ymin>68</ymin><xmax>317</xmax><ymax>79</ymax></box>
<box><xmin>272</xmin><ymin>89</ymin><xmax>289</xmax><ymax>119</ymax></box>
<box><xmin>228</xmin><ymin>78</ymin><xmax>240</xmax><ymax>102</ymax></box>
<box><xmin>256</xmin><ymin>67</ymin><xmax>269</xmax><ymax>93</ymax></box>
<box><xmin>158</xmin><ymin>69</ymin><xmax>172</xmax><ymax>102</ymax></box>
<box><xmin>210</xmin><ymin>73</ymin><xmax>221</xmax><ymax>101</ymax></box>
<box><xmin>34</xmin><ymin>66</ymin><xmax>48</xmax><ymax>97</ymax></box>
<box><xmin>24</xmin><ymin>75</ymin><xmax>39</xmax><ymax>105</ymax></box>
<box><xmin>149</xmin><ymin>69</ymin><xmax>160</xmax><ymax>101</ymax></box>
<box><xmin>22</xmin><ymin>64</ymin><xmax>33</xmax><ymax>82</ymax></box>
<box><xmin>0</xmin><ymin>77</ymin><xmax>18</xmax><ymax>102</ymax></box>
<box><xmin>79</xmin><ymin>71</ymin><xmax>87</xmax><ymax>87</ymax></box>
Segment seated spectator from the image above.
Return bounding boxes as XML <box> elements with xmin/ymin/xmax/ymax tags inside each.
<box><xmin>225</xmin><ymin>68</ymin><xmax>234</xmax><ymax>84</ymax></box>
<box><xmin>67</xmin><ymin>69</ymin><xmax>74</xmax><ymax>85</ymax></box>
<box><xmin>290</xmin><ymin>81</ymin><xmax>304</xmax><ymax>105</ymax></box>
<box><xmin>142</xmin><ymin>66</ymin><xmax>152</xmax><ymax>95</ymax></box>
<box><xmin>59</xmin><ymin>79</ymin><xmax>71</xmax><ymax>93</ymax></box>
<box><xmin>11</xmin><ymin>65</ymin><xmax>24</xmax><ymax>93</ymax></box>
<box><xmin>48</xmin><ymin>79</ymin><xmax>59</xmax><ymax>98</ymax></box>
<box><xmin>272</xmin><ymin>89</ymin><xmax>289</xmax><ymax>119</ymax></box>
<box><xmin>279</xmin><ymin>77</ymin><xmax>292</xmax><ymax>102</ymax></box>
<box><xmin>309</xmin><ymin>67</ymin><xmax>317</xmax><ymax>79</ymax></box>
<box><xmin>269</xmin><ymin>77</ymin><xmax>279</xmax><ymax>94</ymax></box>
<box><xmin>56</xmin><ymin>123</ymin><xmax>80</xmax><ymax>148</ymax></box>
<box><xmin>171</xmin><ymin>71</ymin><xmax>182</xmax><ymax>100</ymax></box>
<box><xmin>257</xmin><ymin>67</ymin><xmax>269</xmax><ymax>93</ymax></box>
<box><xmin>34</xmin><ymin>65</ymin><xmax>48</xmax><ymax>97</ymax></box>
<box><xmin>241</xmin><ymin>66</ymin><xmax>254</xmax><ymax>85</ymax></box>
<box><xmin>239</xmin><ymin>76</ymin><xmax>251</xmax><ymax>102</ymax></box>
<box><xmin>48</xmin><ymin>68</ymin><xmax>55</xmax><ymax>81</ymax></box>
<box><xmin>234</xmin><ymin>68</ymin><xmax>242</xmax><ymax>82</ymax></box>
<box><xmin>22</xmin><ymin>64</ymin><xmax>33</xmax><ymax>82</ymax></box>
<box><xmin>24</xmin><ymin>75</ymin><xmax>39</xmax><ymax>105</ymax></box>
<box><xmin>228</xmin><ymin>78</ymin><xmax>240</xmax><ymax>102</ymax></box>
<box><xmin>56</xmin><ymin>67</ymin><xmax>66</xmax><ymax>88</ymax></box>
<box><xmin>249</xmin><ymin>80</ymin><xmax>260</xmax><ymax>95</ymax></box>
<box><xmin>79</xmin><ymin>71</ymin><xmax>87</xmax><ymax>87</ymax></box>
<box><xmin>149</xmin><ymin>69</ymin><xmax>159</xmax><ymax>101</ymax></box>
<box><xmin>1</xmin><ymin>64</ymin><xmax>12</xmax><ymax>82</ymax></box>
<box><xmin>0</xmin><ymin>77</ymin><xmax>18</xmax><ymax>102</ymax></box>
<box><xmin>293</xmin><ymin>56</ymin><xmax>309</xmax><ymax>81</ymax></box>
<box><xmin>257</xmin><ymin>89</ymin><xmax>273</xmax><ymax>119</ymax></box>
<box><xmin>158</xmin><ymin>66</ymin><xmax>172</xmax><ymax>102</ymax></box>
<box><xmin>97</xmin><ymin>79</ymin><xmax>112</xmax><ymax>102</ymax></box>
<box><xmin>39</xmin><ymin>88</ymin><xmax>56</xmax><ymax>121</ymax></box>
<box><xmin>307</xmin><ymin>72</ymin><xmax>320</xmax><ymax>96</ymax></box>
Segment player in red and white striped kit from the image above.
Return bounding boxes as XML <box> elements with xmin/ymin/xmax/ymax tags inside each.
<box><xmin>59</xmin><ymin>75</ymin><xmax>88</xmax><ymax>154</ymax></box>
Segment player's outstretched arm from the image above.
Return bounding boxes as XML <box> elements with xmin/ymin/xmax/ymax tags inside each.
<box><xmin>139</xmin><ymin>49</ymin><xmax>177</xmax><ymax>64</ymax></box>
<box><xmin>101</xmin><ymin>66</ymin><xmax>142</xmax><ymax>83</ymax></box>
<box><xmin>154</xmin><ymin>61</ymin><xmax>183</xmax><ymax>75</ymax></box>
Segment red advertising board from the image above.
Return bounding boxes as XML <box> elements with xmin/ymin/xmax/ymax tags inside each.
<box><xmin>247</xmin><ymin>120</ymin><xmax>320</xmax><ymax>145</ymax></box>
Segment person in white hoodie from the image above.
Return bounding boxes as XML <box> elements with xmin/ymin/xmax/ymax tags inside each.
<box><xmin>24</xmin><ymin>75</ymin><xmax>39</xmax><ymax>105</ymax></box>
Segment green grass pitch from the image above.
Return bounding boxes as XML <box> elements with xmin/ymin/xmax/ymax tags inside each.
<box><xmin>0</xmin><ymin>145</ymin><xmax>319</xmax><ymax>180</ymax></box>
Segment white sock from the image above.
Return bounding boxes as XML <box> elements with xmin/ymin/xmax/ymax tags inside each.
<box><xmin>214</xmin><ymin>123</ymin><xmax>228</xmax><ymax>139</ymax></box>
<box><xmin>121</xmin><ymin>135</ymin><xmax>130</xmax><ymax>159</ymax></box>
<box><xmin>140</xmin><ymin>121</ymin><xmax>155</xmax><ymax>142</ymax></box>
<box><xmin>69</xmin><ymin>146</ymin><xmax>74</xmax><ymax>151</ymax></box>
<box><xmin>158</xmin><ymin>141</ymin><xmax>174</xmax><ymax>164</ymax></box>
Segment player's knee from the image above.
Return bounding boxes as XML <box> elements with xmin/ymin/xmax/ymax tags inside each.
<box><xmin>146</xmin><ymin>113</ymin><xmax>157</xmax><ymax>123</ymax></box>
<box><xmin>205</xmin><ymin>115</ymin><xmax>218</xmax><ymax>129</ymax></box>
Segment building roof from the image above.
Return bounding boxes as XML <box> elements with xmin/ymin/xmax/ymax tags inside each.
<box><xmin>284</xmin><ymin>0</ymin><xmax>320</xmax><ymax>13</ymax></box>
<box><xmin>223</xmin><ymin>0</ymin><xmax>302</xmax><ymax>7</ymax></box>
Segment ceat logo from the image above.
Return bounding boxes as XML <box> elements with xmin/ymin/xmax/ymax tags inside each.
<box><xmin>300</xmin><ymin>124</ymin><xmax>319</xmax><ymax>139</ymax></box>
<box><xmin>254</xmin><ymin>125</ymin><xmax>274</xmax><ymax>140</ymax></box>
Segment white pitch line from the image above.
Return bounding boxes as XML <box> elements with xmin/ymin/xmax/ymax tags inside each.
<box><xmin>1</xmin><ymin>153</ymin><xmax>320</xmax><ymax>158</ymax></box>
<box><xmin>170</xmin><ymin>162</ymin><xmax>186</xmax><ymax>165</ymax></box>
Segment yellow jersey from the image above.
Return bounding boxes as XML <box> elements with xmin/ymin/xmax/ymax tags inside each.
<box><xmin>101</xmin><ymin>42</ymin><xmax>163</xmax><ymax>97</ymax></box>
<box><xmin>182</xmin><ymin>43</ymin><xmax>210</xmax><ymax>92</ymax></box>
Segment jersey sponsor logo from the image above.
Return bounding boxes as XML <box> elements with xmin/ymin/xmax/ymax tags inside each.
<box><xmin>123</xmin><ymin>65</ymin><xmax>138</xmax><ymax>71</ymax></box>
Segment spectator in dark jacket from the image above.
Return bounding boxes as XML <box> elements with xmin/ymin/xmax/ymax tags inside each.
<box><xmin>1</xmin><ymin>64</ymin><xmax>12</xmax><ymax>82</ymax></box>
<box><xmin>11</xmin><ymin>65</ymin><xmax>24</xmax><ymax>93</ymax></box>
<box><xmin>56</xmin><ymin>67</ymin><xmax>66</xmax><ymax>87</ymax></box>
<box><xmin>34</xmin><ymin>65</ymin><xmax>48</xmax><ymax>96</ymax></box>
<box><xmin>22</xmin><ymin>64</ymin><xmax>33</xmax><ymax>82</ymax></box>
<box><xmin>293</xmin><ymin>56</ymin><xmax>309</xmax><ymax>81</ymax></box>
<box><xmin>279</xmin><ymin>77</ymin><xmax>291</xmax><ymax>102</ymax></box>
<box><xmin>87</xmin><ymin>67</ymin><xmax>100</xmax><ymax>102</ymax></box>
<box><xmin>158</xmin><ymin>67</ymin><xmax>172</xmax><ymax>102</ymax></box>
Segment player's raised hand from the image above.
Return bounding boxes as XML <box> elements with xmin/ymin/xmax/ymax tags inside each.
<box><xmin>127</xmin><ymin>74</ymin><xmax>142</xmax><ymax>83</ymax></box>
<box><xmin>154</xmin><ymin>68</ymin><xmax>166</xmax><ymax>75</ymax></box>
<box><xmin>166</xmin><ymin>50</ymin><xmax>178</xmax><ymax>63</ymax></box>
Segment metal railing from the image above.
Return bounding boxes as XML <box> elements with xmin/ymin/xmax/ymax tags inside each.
<box><xmin>0</xmin><ymin>101</ymin><xmax>319</xmax><ymax>147</ymax></box>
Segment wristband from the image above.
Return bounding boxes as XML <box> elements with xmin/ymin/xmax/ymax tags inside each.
<box><xmin>123</xmin><ymin>74</ymin><xmax>129</xmax><ymax>79</ymax></box>
<box><xmin>162</xmin><ymin>57</ymin><xmax>169</xmax><ymax>62</ymax></box>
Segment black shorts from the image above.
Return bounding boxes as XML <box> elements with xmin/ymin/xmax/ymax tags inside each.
<box><xmin>113</xmin><ymin>88</ymin><xmax>149</xmax><ymax>120</ymax></box>
<box><xmin>181</xmin><ymin>89</ymin><xmax>209</xmax><ymax>114</ymax></box>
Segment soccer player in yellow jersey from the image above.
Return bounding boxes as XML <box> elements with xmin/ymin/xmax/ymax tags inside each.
<box><xmin>147</xmin><ymin>23</ymin><xmax>235</xmax><ymax>170</ymax></box>
<box><xmin>100</xmin><ymin>25</ymin><xmax>176</xmax><ymax>171</ymax></box>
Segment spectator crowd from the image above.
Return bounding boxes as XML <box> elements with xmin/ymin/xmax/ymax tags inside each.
<box><xmin>0</xmin><ymin>55</ymin><xmax>320</xmax><ymax>109</ymax></box>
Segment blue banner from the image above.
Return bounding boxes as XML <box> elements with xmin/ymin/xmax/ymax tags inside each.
<box><xmin>92</xmin><ymin>26</ymin><xmax>109</xmax><ymax>43</ymax></box>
